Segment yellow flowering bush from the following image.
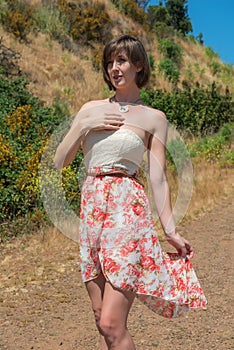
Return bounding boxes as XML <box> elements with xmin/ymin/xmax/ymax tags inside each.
<box><xmin>6</xmin><ymin>104</ymin><xmax>33</xmax><ymax>136</ymax></box>
<box><xmin>1</xmin><ymin>0</ymin><xmax>35</xmax><ymax>41</ymax></box>
<box><xmin>57</xmin><ymin>0</ymin><xmax>113</xmax><ymax>44</ymax></box>
<box><xmin>0</xmin><ymin>74</ymin><xmax>83</xmax><ymax>227</ymax></box>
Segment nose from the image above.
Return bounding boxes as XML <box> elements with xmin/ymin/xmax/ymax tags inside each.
<box><xmin>109</xmin><ymin>60</ymin><xmax>119</xmax><ymax>72</ymax></box>
<box><xmin>112</xmin><ymin>60</ymin><xmax>119</xmax><ymax>70</ymax></box>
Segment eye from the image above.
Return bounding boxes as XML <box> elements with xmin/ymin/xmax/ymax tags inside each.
<box><xmin>117</xmin><ymin>57</ymin><xmax>127</xmax><ymax>64</ymax></box>
<box><xmin>107</xmin><ymin>61</ymin><xmax>113</xmax><ymax>69</ymax></box>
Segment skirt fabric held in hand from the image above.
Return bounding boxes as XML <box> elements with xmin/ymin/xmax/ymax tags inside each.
<box><xmin>79</xmin><ymin>172</ymin><xmax>207</xmax><ymax>318</ymax></box>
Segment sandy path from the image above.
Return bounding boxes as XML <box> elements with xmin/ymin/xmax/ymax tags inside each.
<box><xmin>0</xmin><ymin>196</ymin><xmax>233</xmax><ymax>350</ymax></box>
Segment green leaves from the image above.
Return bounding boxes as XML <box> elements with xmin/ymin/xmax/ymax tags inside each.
<box><xmin>0</xmin><ymin>73</ymin><xmax>83</xmax><ymax>224</ymax></box>
<box><xmin>141</xmin><ymin>83</ymin><xmax>233</xmax><ymax>135</ymax></box>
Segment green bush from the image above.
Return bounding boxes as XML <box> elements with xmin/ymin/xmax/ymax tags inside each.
<box><xmin>153</xmin><ymin>22</ymin><xmax>174</xmax><ymax>38</ymax></box>
<box><xmin>57</xmin><ymin>0</ymin><xmax>113</xmax><ymax>44</ymax></box>
<box><xmin>111</xmin><ymin>0</ymin><xmax>146</xmax><ymax>24</ymax></box>
<box><xmin>209</xmin><ymin>61</ymin><xmax>222</xmax><ymax>75</ymax></box>
<box><xmin>0</xmin><ymin>73</ymin><xmax>83</xmax><ymax>225</ymax></box>
<box><xmin>33</xmin><ymin>1</ymin><xmax>68</xmax><ymax>40</ymax></box>
<box><xmin>148</xmin><ymin>53</ymin><xmax>155</xmax><ymax>71</ymax></box>
<box><xmin>158</xmin><ymin>38</ymin><xmax>183</xmax><ymax>64</ymax></box>
<box><xmin>158</xmin><ymin>58</ymin><xmax>180</xmax><ymax>84</ymax></box>
<box><xmin>1</xmin><ymin>0</ymin><xmax>35</xmax><ymax>41</ymax></box>
<box><xmin>205</xmin><ymin>46</ymin><xmax>219</xmax><ymax>60</ymax></box>
<box><xmin>189</xmin><ymin>123</ymin><xmax>233</xmax><ymax>165</ymax></box>
<box><xmin>140</xmin><ymin>83</ymin><xmax>234</xmax><ymax>135</ymax></box>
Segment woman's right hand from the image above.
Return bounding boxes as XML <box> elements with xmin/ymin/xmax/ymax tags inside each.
<box><xmin>54</xmin><ymin>101</ymin><xmax>125</xmax><ymax>169</ymax></box>
<box><xmin>78</xmin><ymin>102</ymin><xmax>125</xmax><ymax>132</ymax></box>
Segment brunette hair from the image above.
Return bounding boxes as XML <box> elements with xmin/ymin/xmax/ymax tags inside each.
<box><xmin>102</xmin><ymin>34</ymin><xmax>150</xmax><ymax>90</ymax></box>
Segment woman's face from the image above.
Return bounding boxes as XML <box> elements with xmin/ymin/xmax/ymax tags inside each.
<box><xmin>107</xmin><ymin>51</ymin><xmax>140</xmax><ymax>90</ymax></box>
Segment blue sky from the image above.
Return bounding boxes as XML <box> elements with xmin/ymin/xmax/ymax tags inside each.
<box><xmin>147</xmin><ymin>0</ymin><xmax>234</xmax><ymax>65</ymax></box>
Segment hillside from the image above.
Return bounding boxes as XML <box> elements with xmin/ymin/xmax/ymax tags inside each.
<box><xmin>0</xmin><ymin>0</ymin><xmax>233</xmax><ymax>242</ymax></box>
<box><xmin>0</xmin><ymin>0</ymin><xmax>233</xmax><ymax>114</ymax></box>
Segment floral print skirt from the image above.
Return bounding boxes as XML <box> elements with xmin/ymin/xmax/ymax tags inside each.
<box><xmin>79</xmin><ymin>171</ymin><xmax>207</xmax><ymax>318</ymax></box>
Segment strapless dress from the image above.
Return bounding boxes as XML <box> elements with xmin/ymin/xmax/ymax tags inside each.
<box><xmin>79</xmin><ymin>128</ymin><xmax>207</xmax><ymax>318</ymax></box>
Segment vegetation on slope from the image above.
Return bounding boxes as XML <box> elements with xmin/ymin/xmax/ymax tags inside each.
<box><xmin>0</xmin><ymin>0</ymin><xmax>233</xmax><ymax>242</ymax></box>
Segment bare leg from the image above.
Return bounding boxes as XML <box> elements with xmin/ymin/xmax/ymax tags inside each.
<box><xmin>100</xmin><ymin>280</ymin><xmax>135</xmax><ymax>349</ymax></box>
<box><xmin>85</xmin><ymin>273</ymin><xmax>108</xmax><ymax>350</ymax></box>
<box><xmin>85</xmin><ymin>273</ymin><xmax>136</xmax><ymax>350</ymax></box>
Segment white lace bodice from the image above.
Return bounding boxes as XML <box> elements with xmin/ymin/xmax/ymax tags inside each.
<box><xmin>83</xmin><ymin>128</ymin><xmax>145</xmax><ymax>175</ymax></box>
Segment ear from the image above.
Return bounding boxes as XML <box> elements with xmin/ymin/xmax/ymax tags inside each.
<box><xmin>135</xmin><ymin>62</ymin><xmax>143</xmax><ymax>72</ymax></box>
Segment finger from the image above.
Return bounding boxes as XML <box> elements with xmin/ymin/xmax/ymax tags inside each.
<box><xmin>180</xmin><ymin>246</ymin><xmax>187</xmax><ymax>257</ymax></box>
<box><xmin>104</xmin><ymin>119</ymin><xmax>124</xmax><ymax>125</ymax></box>
<box><xmin>103</xmin><ymin>125</ymin><xmax>122</xmax><ymax>130</ymax></box>
<box><xmin>188</xmin><ymin>251</ymin><xmax>194</xmax><ymax>259</ymax></box>
<box><xmin>105</xmin><ymin>113</ymin><xmax>125</xmax><ymax>119</ymax></box>
<box><xmin>188</xmin><ymin>246</ymin><xmax>194</xmax><ymax>259</ymax></box>
<box><xmin>185</xmin><ymin>242</ymin><xmax>194</xmax><ymax>255</ymax></box>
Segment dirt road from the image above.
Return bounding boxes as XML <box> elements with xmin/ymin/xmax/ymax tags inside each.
<box><xmin>0</xmin><ymin>196</ymin><xmax>233</xmax><ymax>350</ymax></box>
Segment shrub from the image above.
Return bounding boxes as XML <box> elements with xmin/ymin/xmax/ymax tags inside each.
<box><xmin>158</xmin><ymin>38</ymin><xmax>183</xmax><ymax>64</ymax></box>
<box><xmin>0</xmin><ymin>73</ymin><xmax>83</xmax><ymax>224</ymax></box>
<box><xmin>57</xmin><ymin>0</ymin><xmax>113</xmax><ymax>44</ymax></box>
<box><xmin>153</xmin><ymin>22</ymin><xmax>174</xmax><ymax>38</ymax></box>
<box><xmin>189</xmin><ymin>123</ymin><xmax>233</xmax><ymax>165</ymax></box>
<box><xmin>209</xmin><ymin>61</ymin><xmax>222</xmax><ymax>75</ymax></box>
<box><xmin>205</xmin><ymin>46</ymin><xmax>219</xmax><ymax>60</ymax></box>
<box><xmin>158</xmin><ymin>58</ymin><xmax>180</xmax><ymax>84</ymax></box>
<box><xmin>148</xmin><ymin>53</ymin><xmax>155</xmax><ymax>71</ymax></box>
<box><xmin>147</xmin><ymin>5</ymin><xmax>169</xmax><ymax>27</ymax></box>
<box><xmin>1</xmin><ymin>0</ymin><xmax>35</xmax><ymax>41</ymax></box>
<box><xmin>140</xmin><ymin>83</ymin><xmax>234</xmax><ymax>135</ymax></box>
<box><xmin>166</xmin><ymin>137</ymin><xmax>190</xmax><ymax>174</ymax></box>
<box><xmin>33</xmin><ymin>1</ymin><xmax>68</xmax><ymax>40</ymax></box>
<box><xmin>111</xmin><ymin>0</ymin><xmax>146</xmax><ymax>25</ymax></box>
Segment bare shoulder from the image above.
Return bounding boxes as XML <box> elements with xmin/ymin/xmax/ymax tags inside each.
<box><xmin>143</xmin><ymin>105</ymin><xmax>166</xmax><ymax>119</ymax></box>
<box><xmin>79</xmin><ymin>99</ymin><xmax>109</xmax><ymax>112</ymax></box>
<box><xmin>142</xmin><ymin>105</ymin><xmax>167</xmax><ymax>132</ymax></box>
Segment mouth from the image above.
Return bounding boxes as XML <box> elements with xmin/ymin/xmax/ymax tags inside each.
<box><xmin>113</xmin><ymin>75</ymin><xmax>122</xmax><ymax>81</ymax></box>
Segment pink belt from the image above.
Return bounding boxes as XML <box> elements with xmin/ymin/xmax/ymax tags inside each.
<box><xmin>87</xmin><ymin>170</ymin><xmax>144</xmax><ymax>187</ymax></box>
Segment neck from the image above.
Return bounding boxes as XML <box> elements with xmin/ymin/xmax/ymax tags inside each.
<box><xmin>114</xmin><ymin>86</ymin><xmax>141</xmax><ymax>104</ymax></box>
<box><xmin>113</xmin><ymin>93</ymin><xmax>142</xmax><ymax>104</ymax></box>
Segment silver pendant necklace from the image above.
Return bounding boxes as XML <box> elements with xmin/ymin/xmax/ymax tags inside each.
<box><xmin>111</xmin><ymin>96</ymin><xmax>142</xmax><ymax>113</ymax></box>
<box><xmin>119</xmin><ymin>105</ymin><xmax>129</xmax><ymax>113</ymax></box>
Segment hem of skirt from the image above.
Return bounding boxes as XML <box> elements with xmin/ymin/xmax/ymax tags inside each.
<box><xmin>82</xmin><ymin>273</ymin><xmax>102</xmax><ymax>283</ymax></box>
<box><xmin>82</xmin><ymin>269</ymin><xmax>207</xmax><ymax>318</ymax></box>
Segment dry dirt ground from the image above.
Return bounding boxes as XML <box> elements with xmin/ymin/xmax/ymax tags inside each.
<box><xmin>0</xmin><ymin>196</ymin><xmax>233</xmax><ymax>350</ymax></box>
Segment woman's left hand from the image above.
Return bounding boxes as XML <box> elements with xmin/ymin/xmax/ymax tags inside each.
<box><xmin>166</xmin><ymin>232</ymin><xmax>194</xmax><ymax>259</ymax></box>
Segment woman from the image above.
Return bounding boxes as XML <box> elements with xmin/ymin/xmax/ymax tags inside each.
<box><xmin>54</xmin><ymin>35</ymin><xmax>207</xmax><ymax>350</ymax></box>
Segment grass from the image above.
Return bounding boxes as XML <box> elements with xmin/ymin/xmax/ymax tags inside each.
<box><xmin>0</xmin><ymin>27</ymin><xmax>105</xmax><ymax>114</ymax></box>
<box><xmin>0</xmin><ymin>6</ymin><xmax>233</xmax><ymax>243</ymax></box>
<box><xmin>154</xmin><ymin>158</ymin><xmax>233</xmax><ymax>239</ymax></box>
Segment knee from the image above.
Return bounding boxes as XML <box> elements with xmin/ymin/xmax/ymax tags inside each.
<box><xmin>92</xmin><ymin>308</ymin><xmax>119</xmax><ymax>341</ymax></box>
<box><xmin>99</xmin><ymin>315</ymin><xmax>124</xmax><ymax>343</ymax></box>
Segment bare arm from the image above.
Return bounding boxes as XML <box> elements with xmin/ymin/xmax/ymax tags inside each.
<box><xmin>54</xmin><ymin>101</ymin><xmax>125</xmax><ymax>169</ymax></box>
<box><xmin>148</xmin><ymin>112</ymin><xmax>194</xmax><ymax>258</ymax></box>
<box><xmin>54</xmin><ymin>111</ymin><xmax>87</xmax><ymax>169</ymax></box>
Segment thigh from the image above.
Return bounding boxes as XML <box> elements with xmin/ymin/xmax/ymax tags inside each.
<box><xmin>101</xmin><ymin>282</ymin><xmax>135</xmax><ymax>328</ymax></box>
<box><xmin>85</xmin><ymin>273</ymin><xmax>106</xmax><ymax>316</ymax></box>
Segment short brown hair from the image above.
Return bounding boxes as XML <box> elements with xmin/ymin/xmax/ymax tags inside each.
<box><xmin>102</xmin><ymin>34</ymin><xmax>150</xmax><ymax>90</ymax></box>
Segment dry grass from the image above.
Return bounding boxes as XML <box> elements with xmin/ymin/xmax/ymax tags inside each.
<box><xmin>178</xmin><ymin>37</ymin><xmax>234</xmax><ymax>93</ymax></box>
<box><xmin>170</xmin><ymin>160</ymin><xmax>233</xmax><ymax>224</ymax></box>
<box><xmin>0</xmin><ymin>2</ymin><xmax>233</xmax><ymax>240</ymax></box>
<box><xmin>140</xmin><ymin>157</ymin><xmax>233</xmax><ymax>239</ymax></box>
<box><xmin>1</xmin><ymin>3</ymin><xmax>233</xmax><ymax>116</ymax></box>
<box><xmin>0</xmin><ymin>28</ymin><xmax>105</xmax><ymax>113</ymax></box>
